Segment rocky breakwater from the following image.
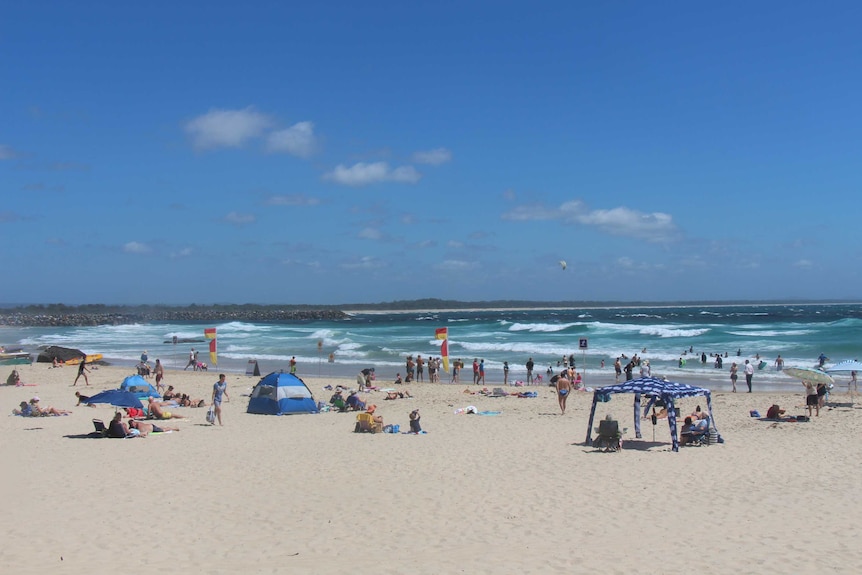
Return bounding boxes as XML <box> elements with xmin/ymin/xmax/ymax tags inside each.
<box><xmin>0</xmin><ymin>308</ymin><xmax>349</xmax><ymax>327</ymax></box>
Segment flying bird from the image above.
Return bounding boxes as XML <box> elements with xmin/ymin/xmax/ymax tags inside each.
<box><xmin>559</xmin><ymin>260</ymin><xmax>567</xmax><ymax>270</ymax></box>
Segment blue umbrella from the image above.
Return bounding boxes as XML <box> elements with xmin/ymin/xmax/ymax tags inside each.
<box><xmin>83</xmin><ymin>389</ymin><xmax>143</xmax><ymax>409</ymax></box>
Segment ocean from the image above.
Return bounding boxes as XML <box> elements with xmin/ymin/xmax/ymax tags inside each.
<box><xmin>3</xmin><ymin>302</ymin><xmax>861</xmax><ymax>391</ymax></box>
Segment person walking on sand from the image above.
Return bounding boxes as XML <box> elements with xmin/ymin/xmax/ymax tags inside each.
<box><xmin>73</xmin><ymin>357</ymin><xmax>90</xmax><ymax>386</ymax></box>
<box><xmin>526</xmin><ymin>357</ymin><xmax>534</xmax><ymax>384</ymax></box>
<box><xmin>554</xmin><ymin>371</ymin><xmax>573</xmax><ymax>415</ymax></box>
<box><xmin>744</xmin><ymin>359</ymin><xmax>754</xmax><ymax>392</ymax></box>
<box><xmin>185</xmin><ymin>348</ymin><xmax>196</xmax><ymax>370</ymax></box>
<box><xmin>211</xmin><ymin>373</ymin><xmax>229</xmax><ymax>426</ymax></box>
<box><xmin>730</xmin><ymin>362</ymin><xmax>738</xmax><ymax>392</ymax></box>
<box><xmin>290</xmin><ymin>356</ymin><xmax>297</xmax><ymax>375</ymax></box>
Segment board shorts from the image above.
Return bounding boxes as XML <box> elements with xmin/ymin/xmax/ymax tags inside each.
<box><xmin>806</xmin><ymin>394</ymin><xmax>818</xmax><ymax>406</ymax></box>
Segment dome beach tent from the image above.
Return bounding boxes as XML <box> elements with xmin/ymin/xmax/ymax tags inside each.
<box><xmin>247</xmin><ymin>371</ymin><xmax>318</xmax><ymax>415</ymax></box>
<box><xmin>119</xmin><ymin>374</ymin><xmax>161</xmax><ymax>400</ymax></box>
<box><xmin>585</xmin><ymin>377</ymin><xmax>722</xmax><ymax>452</ymax></box>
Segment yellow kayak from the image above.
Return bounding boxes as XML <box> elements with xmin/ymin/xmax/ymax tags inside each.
<box><xmin>64</xmin><ymin>354</ymin><xmax>103</xmax><ymax>365</ymax></box>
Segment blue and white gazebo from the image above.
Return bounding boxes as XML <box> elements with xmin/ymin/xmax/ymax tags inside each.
<box><xmin>585</xmin><ymin>377</ymin><xmax>722</xmax><ymax>452</ymax></box>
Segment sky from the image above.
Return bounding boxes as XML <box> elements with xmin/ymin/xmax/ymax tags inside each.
<box><xmin>2</xmin><ymin>1</ymin><xmax>861</xmax><ymax>305</ymax></box>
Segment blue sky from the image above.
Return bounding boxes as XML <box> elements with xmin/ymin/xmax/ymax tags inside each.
<box><xmin>2</xmin><ymin>1</ymin><xmax>861</xmax><ymax>305</ymax></box>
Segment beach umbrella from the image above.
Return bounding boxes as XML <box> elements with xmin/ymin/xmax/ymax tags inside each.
<box><xmin>782</xmin><ymin>367</ymin><xmax>834</xmax><ymax>385</ymax></box>
<box><xmin>83</xmin><ymin>389</ymin><xmax>143</xmax><ymax>409</ymax></box>
<box><xmin>826</xmin><ymin>360</ymin><xmax>862</xmax><ymax>373</ymax></box>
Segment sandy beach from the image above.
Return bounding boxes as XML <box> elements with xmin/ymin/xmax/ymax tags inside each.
<box><xmin>2</xmin><ymin>362</ymin><xmax>861</xmax><ymax>574</ymax></box>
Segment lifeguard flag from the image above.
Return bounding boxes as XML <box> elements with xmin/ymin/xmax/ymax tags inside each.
<box><xmin>205</xmin><ymin>328</ymin><xmax>217</xmax><ymax>366</ymax></box>
<box><xmin>441</xmin><ymin>339</ymin><xmax>449</xmax><ymax>373</ymax></box>
<box><xmin>435</xmin><ymin>327</ymin><xmax>448</xmax><ymax>340</ymax></box>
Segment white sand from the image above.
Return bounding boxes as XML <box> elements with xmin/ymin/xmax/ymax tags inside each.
<box><xmin>1</xmin><ymin>363</ymin><xmax>861</xmax><ymax>574</ymax></box>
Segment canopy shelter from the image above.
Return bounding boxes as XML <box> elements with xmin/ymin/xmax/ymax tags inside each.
<box><xmin>585</xmin><ymin>377</ymin><xmax>722</xmax><ymax>452</ymax></box>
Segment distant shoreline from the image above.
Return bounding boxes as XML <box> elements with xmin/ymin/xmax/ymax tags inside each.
<box><xmin>2</xmin><ymin>300</ymin><xmax>860</xmax><ymax>327</ymax></box>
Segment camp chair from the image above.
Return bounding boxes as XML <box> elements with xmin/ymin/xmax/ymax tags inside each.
<box><xmin>593</xmin><ymin>419</ymin><xmax>623</xmax><ymax>452</ymax></box>
<box><xmin>354</xmin><ymin>412</ymin><xmax>381</xmax><ymax>433</ymax></box>
<box><xmin>681</xmin><ymin>420</ymin><xmax>710</xmax><ymax>447</ymax></box>
<box><xmin>92</xmin><ymin>419</ymin><xmax>108</xmax><ymax>437</ymax></box>
<box><xmin>331</xmin><ymin>396</ymin><xmax>348</xmax><ymax>412</ymax></box>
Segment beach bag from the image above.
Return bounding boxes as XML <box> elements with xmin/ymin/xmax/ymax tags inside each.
<box><xmin>206</xmin><ymin>405</ymin><xmax>216</xmax><ymax>424</ymax></box>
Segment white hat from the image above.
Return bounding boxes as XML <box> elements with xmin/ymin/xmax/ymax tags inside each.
<box><xmin>31</xmin><ymin>396</ymin><xmax>40</xmax><ymax>402</ymax></box>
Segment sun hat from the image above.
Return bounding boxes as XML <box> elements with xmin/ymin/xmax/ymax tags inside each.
<box><xmin>31</xmin><ymin>396</ymin><xmax>40</xmax><ymax>402</ymax></box>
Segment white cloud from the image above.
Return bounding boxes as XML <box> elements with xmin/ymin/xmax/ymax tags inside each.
<box><xmin>170</xmin><ymin>247</ymin><xmax>194</xmax><ymax>259</ymax></box>
<box><xmin>184</xmin><ymin>107</ymin><xmax>272</xmax><ymax>150</ymax></box>
<box><xmin>0</xmin><ymin>144</ymin><xmax>18</xmax><ymax>160</ymax></box>
<box><xmin>502</xmin><ymin>200</ymin><xmax>678</xmax><ymax>243</ymax></box>
<box><xmin>266</xmin><ymin>121</ymin><xmax>317</xmax><ymax>158</ymax></box>
<box><xmin>793</xmin><ymin>259</ymin><xmax>813</xmax><ymax>268</ymax></box>
<box><xmin>265</xmin><ymin>194</ymin><xmax>321</xmax><ymax>206</ymax></box>
<box><xmin>123</xmin><ymin>241</ymin><xmax>151</xmax><ymax>254</ymax></box>
<box><xmin>358</xmin><ymin>227</ymin><xmax>383</xmax><ymax>240</ymax></box>
<box><xmin>412</xmin><ymin>147</ymin><xmax>452</xmax><ymax>165</ymax></box>
<box><xmin>323</xmin><ymin>162</ymin><xmax>422</xmax><ymax>186</ymax></box>
<box><xmin>446</xmin><ymin>240</ymin><xmax>464</xmax><ymax>249</ymax></box>
<box><xmin>435</xmin><ymin>259</ymin><xmax>476</xmax><ymax>272</ymax></box>
<box><xmin>342</xmin><ymin>256</ymin><xmax>386</xmax><ymax>270</ymax></box>
<box><xmin>224</xmin><ymin>211</ymin><xmax>255</xmax><ymax>225</ymax></box>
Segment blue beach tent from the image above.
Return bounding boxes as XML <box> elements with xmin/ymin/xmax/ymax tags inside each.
<box><xmin>585</xmin><ymin>377</ymin><xmax>722</xmax><ymax>452</ymax></box>
<box><xmin>247</xmin><ymin>371</ymin><xmax>318</xmax><ymax>415</ymax></box>
<box><xmin>119</xmin><ymin>374</ymin><xmax>161</xmax><ymax>400</ymax></box>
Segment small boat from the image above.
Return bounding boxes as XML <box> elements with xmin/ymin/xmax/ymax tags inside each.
<box><xmin>0</xmin><ymin>351</ymin><xmax>32</xmax><ymax>365</ymax></box>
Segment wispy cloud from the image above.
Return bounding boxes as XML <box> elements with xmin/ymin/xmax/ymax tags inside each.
<box><xmin>358</xmin><ymin>227</ymin><xmax>383</xmax><ymax>240</ymax></box>
<box><xmin>265</xmin><ymin>194</ymin><xmax>321</xmax><ymax>206</ymax></box>
<box><xmin>502</xmin><ymin>200</ymin><xmax>679</xmax><ymax>243</ymax></box>
<box><xmin>342</xmin><ymin>256</ymin><xmax>386</xmax><ymax>270</ymax></box>
<box><xmin>412</xmin><ymin>147</ymin><xmax>452</xmax><ymax>165</ymax></box>
<box><xmin>224</xmin><ymin>211</ymin><xmax>255</xmax><ymax>225</ymax></box>
<box><xmin>123</xmin><ymin>241</ymin><xmax>152</xmax><ymax>254</ymax></box>
<box><xmin>184</xmin><ymin>107</ymin><xmax>273</xmax><ymax>150</ymax></box>
<box><xmin>170</xmin><ymin>247</ymin><xmax>194</xmax><ymax>259</ymax></box>
<box><xmin>793</xmin><ymin>259</ymin><xmax>813</xmax><ymax>268</ymax></box>
<box><xmin>266</xmin><ymin>121</ymin><xmax>317</xmax><ymax>158</ymax></box>
<box><xmin>435</xmin><ymin>259</ymin><xmax>476</xmax><ymax>272</ymax></box>
<box><xmin>0</xmin><ymin>144</ymin><xmax>18</xmax><ymax>160</ymax></box>
<box><xmin>323</xmin><ymin>162</ymin><xmax>421</xmax><ymax>186</ymax></box>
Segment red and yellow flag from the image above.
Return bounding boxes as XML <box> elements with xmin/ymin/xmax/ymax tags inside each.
<box><xmin>205</xmin><ymin>328</ymin><xmax>217</xmax><ymax>366</ymax></box>
<box><xmin>436</xmin><ymin>327</ymin><xmax>449</xmax><ymax>372</ymax></box>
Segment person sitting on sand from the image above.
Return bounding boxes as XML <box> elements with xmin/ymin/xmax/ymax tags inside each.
<box><xmin>147</xmin><ymin>397</ymin><xmax>186</xmax><ymax>420</ymax></box>
<box><xmin>13</xmin><ymin>401</ymin><xmax>36</xmax><ymax>417</ymax></box>
<box><xmin>6</xmin><ymin>369</ymin><xmax>21</xmax><ymax>386</ymax></box>
<box><xmin>680</xmin><ymin>417</ymin><xmax>696</xmax><ymax>446</ymax></box>
<box><xmin>163</xmin><ymin>386</ymin><xmax>180</xmax><ymax>400</ymax></box>
<box><xmin>766</xmin><ymin>404</ymin><xmax>786</xmax><ymax>420</ymax></box>
<box><xmin>28</xmin><ymin>397</ymin><xmax>71</xmax><ymax>416</ymax></box>
<box><xmin>108</xmin><ymin>412</ymin><xmax>131</xmax><ymax>438</ymax></box>
<box><xmin>345</xmin><ymin>391</ymin><xmax>366</xmax><ymax>411</ymax></box>
<box><xmin>52</xmin><ymin>357</ymin><xmax>64</xmax><ymax>368</ymax></box>
<box><xmin>394</xmin><ymin>373</ymin><xmax>403</xmax><ymax>385</ymax></box>
<box><xmin>129</xmin><ymin>419</ymin><xmax>180</xmax><ymax>436</ymax></box>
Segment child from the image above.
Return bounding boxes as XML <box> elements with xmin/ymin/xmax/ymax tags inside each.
<box><xmin>409</xmin><ymin>409</ymin><xmax>422</xmax><ymax>433</ymax></box>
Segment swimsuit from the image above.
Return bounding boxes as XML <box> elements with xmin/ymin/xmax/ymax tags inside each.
<box><xmin>558</xmin><ymin>389</ymin><xmax>568</xmax><ymax>396</ymax></box>
<box><xmin>152</xmin><ymin>424</ymin><xmax>164</xmax><ymax>433</ymax></box>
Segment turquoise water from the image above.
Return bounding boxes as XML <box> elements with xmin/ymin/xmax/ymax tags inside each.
<box><xmin>2</xmin><ymin>302</ymin><xmax>861</xmax><ymax>390</ymax></box>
